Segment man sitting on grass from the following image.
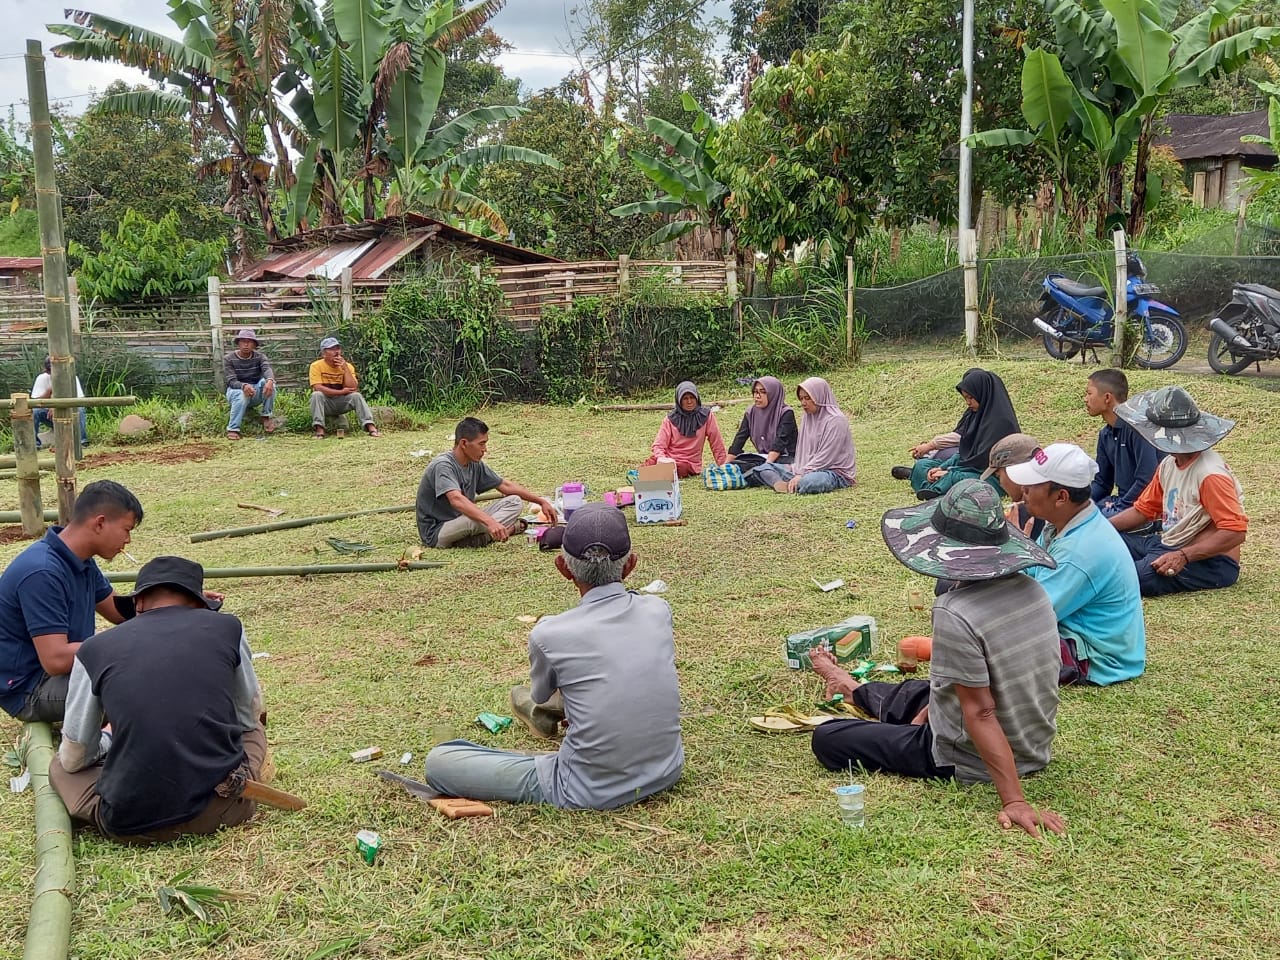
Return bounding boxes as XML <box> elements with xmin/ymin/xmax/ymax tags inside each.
<box><xmin>1085</xmin><ymin>369</ymin><xmax>1159</xmax><ymax>519</ymax></box>
<box><xmin>1109</xmin><ymin>386</ymin><xmax>1247</xmax><ymax>596</ymax></box>
<box><xmin>810</xmin><ymin>480</ymin><xmax>1065</xmax><ymax>838</ymax></box>
<box><xmin>49</xmin><ymin>556</ymin><xmax>267</xmax><ymax>844</ymax></box>
<box><xmin>0</xmin><ymin>480</ymin><xmax>142</xmax><ymax>723</ymax></box>
<box><xmin>1006</xmin><ymin>443</ymin><xmax>1145</xmax><ymax>687</ymax></box>
<box><xmin>416</xmin><ymin>416</ymin><xmax>557</xmax><ymax>548</ymax></box>
<box><xmin>423</xmin><ymin>503</ymin><xmax>684</xmax><ymax>809</ymax></box>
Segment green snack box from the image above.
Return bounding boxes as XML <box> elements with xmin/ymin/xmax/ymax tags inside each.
<box><xmin>476</xmin><ymin>712</ymin><xmax>513</xmax><ymax>733</ymax></box>
<box><xmin>785</xmin><ymin>615</ymin><xmax>878</xmax><ymax>670</ymax></box>
<box><xmin>355</xmin><ymin>829</ymin><xmax>382</xmax><ymax>865</ymax></box>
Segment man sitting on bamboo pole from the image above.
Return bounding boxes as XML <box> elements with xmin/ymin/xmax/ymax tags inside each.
<box><xmin>417</xmin><ymin>416</ymin><xmax>558</xmax><ymax>548</ymax></box>
<box><xmin>49</xmin><ymin>556</ymin><xmax>268</xmax><ymax>843</ymax></box>
<box><xmin>0</xmin><ymin>480</ymin><xmax>142</xmax><ymax>723</ymax></box>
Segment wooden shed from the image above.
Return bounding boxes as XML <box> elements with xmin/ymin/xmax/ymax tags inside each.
<box><xmin>1155</xmin><ymin>111</ymin><xmax>1277</xmax><ymax>211</ymax></box>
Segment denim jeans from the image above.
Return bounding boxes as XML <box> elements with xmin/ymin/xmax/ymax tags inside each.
<box><xmin>1120</xmin><ymin>532</ymin><xmax>1240</xmax><ymax>597</ymax></box>
<box><xmin>752</xmin><ymin>463</ymin><xmax>851</xmax><ymax>494</ymax></box>
<box><xmin>423</xmin><ymin>739</ymin><xmax>546</xmax><ymax>804</ymax></box>
<box><xmin>225</xmin><ymin>380</ymin><xmax>275</xmax><ymax>431</ymax></box>
<box><xmin>33</xmin><ymin>407</ymin><xmax>88</xmax><ymax>448</ymax></box>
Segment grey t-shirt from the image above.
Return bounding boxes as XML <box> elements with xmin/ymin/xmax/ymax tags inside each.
<box><xmin>927</xmin><ymin>574</ymin><xmax>1059</xmax><ymax>784</ymax></box>
<box><xmin>415</xmin><ymin>452</ymin><xmax>503</xmax><ymax>546</ymax></box>
<box><xmin>529</xmin><ymin>582</ymin><xmax>684</xmax><ymax>809</ymax></box>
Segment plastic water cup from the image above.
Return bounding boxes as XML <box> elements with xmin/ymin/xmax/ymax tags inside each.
<box><xmin>834</xmin><ymin>784</ymin><xmax>866</xmax><ymax>829</ymax></box>
<box><xmin>603</xmin><ymin>491</ymin><xmax>617</xmax><ymax>507</ymax></box>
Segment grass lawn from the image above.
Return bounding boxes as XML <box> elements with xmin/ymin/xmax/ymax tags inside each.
<box><xmin>2</xmin><ymin>356</ymin><xmax>1278</xmax><ymax>960</ymax></box>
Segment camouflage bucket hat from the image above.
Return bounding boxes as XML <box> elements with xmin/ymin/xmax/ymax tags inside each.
<box><xmin>880</xmin><ymin>479</ymin><xmax>1056</xmax><ymax>581</ymax></box>
<box><xmin>1114</xmin><ymin>386</ymin><xmax>1234</xmax><ymax>454</ymax></box>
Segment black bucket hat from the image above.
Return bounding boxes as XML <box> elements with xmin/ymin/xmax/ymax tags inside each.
<box><xmin>1115</xmin><ymin>386</ymin><xmax>1235</xmax><ymax>454</ymax></box>
<box><xmin>128</xmin><ymin>556</ymin><xmax>220</xmax><ymax>610</ymax></box>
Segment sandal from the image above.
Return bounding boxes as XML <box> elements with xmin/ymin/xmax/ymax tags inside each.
<box><xmin>313</xmin><ymin>427</ymin><xmax>326</xmax><ymax>439</ymax></box>
<box><xmin>262</xmin><ymin>418</ymin><xmax>276</xmax><ymax>434</ymax></box>
<box><xmin>747</xmin><ymin>706</ymin><xmax>838</xmax><ymax>734</ymax></box>
<box><xmin>365</xmin><ymin>425</ymin><xmax>381</xmax><ymax>437</ymax></box>
<box><xmin>226</xmin><ymin>430</ymin><xmax>241</xmax><ymax>440</ymax></box>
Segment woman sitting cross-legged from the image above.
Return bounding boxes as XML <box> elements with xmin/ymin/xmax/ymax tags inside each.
<box><xmin>726</xmin><ymin>376</ymin><xmax>797</xmax><ymax>486</ymax></box>
<box><xmin>751</xmin><ymin>377</ymin><xmax>856</xmax><ymax>495</ymax></box>
<box><xmin>642</xmin><ymin>380</ymin><xmax>728</xmax><ymax>478</ymax></box>
<box><xmin>895</xmin><ymin>367</ymin><xmax>1019</xmax><ymax>501</ymax></box>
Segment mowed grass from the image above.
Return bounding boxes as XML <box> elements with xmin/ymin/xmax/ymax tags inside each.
<box><xmin>2</xmin><ymin>356</ymin><xmax>1279</xmax><ymax>960</ymax></box>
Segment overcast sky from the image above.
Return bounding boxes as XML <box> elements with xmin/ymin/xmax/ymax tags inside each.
<box><xmin>1</xmin><ymin>0</ymin><xmax>729</xmax><ymax>120</ymax></box>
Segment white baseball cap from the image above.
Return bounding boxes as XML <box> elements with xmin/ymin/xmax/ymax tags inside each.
<box><xmin>1005</xmin><ymin>442</ymin><xmax>1099</xmax><ymax>488</ymax></box>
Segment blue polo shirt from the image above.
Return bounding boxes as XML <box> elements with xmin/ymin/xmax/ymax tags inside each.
<box><xmin>1026</xmin><ymin>504</ymin><xmax>1146</xmax><ymax>687</ymax></box>
<box><xmin>0</xmin><ymin>527</ymin><xmax>112</xmax><ymax>716</ymax></box>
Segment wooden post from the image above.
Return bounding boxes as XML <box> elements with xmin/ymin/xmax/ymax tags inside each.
<box><xmin>67</xmin><ymin>275</ymin><xmax>80</xmax><ymax>354</ymax></box>
<box><xmin>340</xmin><ymin>266</ymin><xmax>353</xmax><ymax>323</ymax></box>
<box><xmin>208</xmin><ymin>275</ymin><xmax>223</xmax><ymax>391</ymax></box>
<box><xmin>1111</xmin><ymin>229</ymin><xmax>1129</xmax><ymax>367</ymax></box>
<box><xmin>725</xmin><ymin>257</ymin><xmax>740</xmax><ymax>340</ymax></box>
<box><xmin>564</xmin><ymin>271</ymin><xmax>574</xmax><ymax>309</ymax></box>
<box><xmin>1192</xmin><ymin>171</ymin><xmax>1207</xmax><ymax>208</ymax></box>
<box><xmin>10</xmin><ymin>393</ymin><xmax>44</xmax><ymax>537</ymax></box>
<box><xmin>618</xmin><ymin>254</ymin><xmax>630</xmax><ymax>297</ymax></box>
<box><xmin>845</xmin><ymin>255</ymin><xmax>855</xmax><ymax>360</ymax></box>
<box><xmin>962</xmin><ymin>228</ymin><xmax>979</xmax><ymax>354</ymax></box>
<box><xmin>27</xmin><ymin>40</ymin><xmax>79</xmax><ymax>514</ymax></box>
<box><xmin>1234</xmin><ymin>196</ymin><xmax>1248</xmax><ymax>256</ymax></box>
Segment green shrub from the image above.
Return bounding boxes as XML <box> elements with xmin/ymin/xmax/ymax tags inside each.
<box><xmin>536</xmin><ymin>279</ymin><xmax>735</xmax><ymax>402</ymax></box>
<box><xmin>334</xmin><ymin>261</ymin><xmax>527</xmax><ymax>411</ymax></box>
<box><xmin>738</xmin><ymin>284</ymin><xmax>862</xmax><ymax>373</ymax></box>
<box><xmin>73</xmin><ymin>209</ymin><xmax>225</xmax><ymax>304</ymax></box>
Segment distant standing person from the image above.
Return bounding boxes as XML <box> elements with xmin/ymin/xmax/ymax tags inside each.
<box><xmin>642</xmin><ymin>381</ymin><xmax>728</xmax><ymax>478</ymax></box>
<box><xmin>223</xmin><ymin>328</ymin><xmax>276</xmax><ymax>440</ymax></box>
<box><xmin>417</xmin><ymin>417</ymin><xmax>558</xmax><ymax>548</ymax></box>
<box><xmin>725</xmin><ymin>376</ymin><xmax>797</xmax><ymax>485</ymax></box>
<box><xmin>31</xmin><ymin>355</ymin><xmax>89</xmax><ymax>449</ymax></box>
<box><xmin>309</xmin><ymin>336</ymin><xmax>380</xmax><ymax>438</ymax></box>
<box><xmin>1084</xmin><ymin>369</ymin><xmax>1158</xmax><ymax>518</ymax></box>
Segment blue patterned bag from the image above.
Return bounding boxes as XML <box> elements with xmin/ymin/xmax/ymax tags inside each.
<box><xmin>703</xmin><ymin>463</ymin><xmax>747</xmax><ymax>491</ymax></box>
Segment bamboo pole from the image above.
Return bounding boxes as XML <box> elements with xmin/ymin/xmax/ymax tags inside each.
<box><xmin>11</xmin><ymin>394</ymin><xmax>44</xmax><ymax>537</ymax></box>
<box><xmin>20</xmin><ymin>722</ymin><xmax>74</xmax><ymax>960</ymax></box>
<box><xmin>27</xmin><ymin>40</ymin><xmax>78</xmax><ymax>521</ymax></box>
<box><xmin>1111</xmin><ymin>229</ymin><xmax>1129</xmax><ymax>367</ymax></box>
<box><xmin>590</xmin><ymin>399</ymin><xmax>749</xmax><ymax>413</ymax></box>
<box><xmin>0</xmin><ymin>510</ymin><xmax>60</xmax><ymax>523</ymax></box>
<box><xmin>189</xmin><ymin>493</ymin><xmax>505</xmax><ymax>542</ymax></box>
<box><xmin>0</xmin><ymin>397</ymin><xmax>136</xmax><ymax>409</ymax></box>
<box><xmin>105</xmin><ymin>561</ymin><xmax>447</xmax><ymax>582</ymax></box>
<box><xmin>0</xmin><ymin>456</ymin><xmax>57</xmax><ymax>469</ymax></box>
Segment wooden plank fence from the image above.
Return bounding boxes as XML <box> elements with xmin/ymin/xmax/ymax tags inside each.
<box><xmin>1</xmin><ymin>258</ymin><xmax>733</xmax><ymax>394</ymax></box>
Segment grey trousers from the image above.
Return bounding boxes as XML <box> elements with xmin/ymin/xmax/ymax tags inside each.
<box><xmin>310</xmin><ymin>391</ymin><xmax>374</xmax><ymax>429</ymax></box>
<box><xmin>423</xmin><ymin>739</ymin><xmax>546</xmax><ymax>804</ymax></box>
<box><xmin>434</xmin><ymin>495</ymin><xmax>524</xmax><ymax>548</ymax></box>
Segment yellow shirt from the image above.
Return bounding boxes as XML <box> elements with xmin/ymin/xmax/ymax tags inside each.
<box><xmin>309</xmin><ymin>358</ymin><xmax>359</xmax><ymax>389</ymax></box>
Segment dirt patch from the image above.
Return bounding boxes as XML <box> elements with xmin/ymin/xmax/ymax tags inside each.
<box><xmin>82</xmin><ymin>442</ymin><xmax>220</xmax><ymax>469</ymax></box>
<box><xmin>0</xmin><ymin>525</ymin><xmax>36</xmax><ymax>544</ymax></box>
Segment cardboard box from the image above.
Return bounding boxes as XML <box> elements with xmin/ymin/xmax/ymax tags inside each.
<box><xmin>784</xmin><ymin>615</ymin><xmax>877</xmax><ymax>670</ymax></box>
<box><xmin>634</xmin><ymin>462</ymin><xmax>682</xmax><ymax>523</ymax></box>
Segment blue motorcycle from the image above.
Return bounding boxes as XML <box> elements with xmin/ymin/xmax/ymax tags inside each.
<box><xmin>1031</xmin><ymin>254</ymin><xmax>1187</xmax><ymax>369</ymax></box>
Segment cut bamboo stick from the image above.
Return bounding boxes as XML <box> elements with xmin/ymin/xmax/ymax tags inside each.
<box><xmin>0</xmin><ymin>510</ymin><xmax>60</xmax><ymax>523</ymax></box>
<box><xmin>105</xmin><ymin>561</ymin><xmax>446</xmax><ymax>581</ymax></box>
<box><xmin>590</xmin><ymin>398</ymin><xmax>749</xmax><ymax>413</ymax></box>
<box><xmin>20</xmin><ymin>722</ymin><xmax>73</xmax><ymax>960</ymax></box>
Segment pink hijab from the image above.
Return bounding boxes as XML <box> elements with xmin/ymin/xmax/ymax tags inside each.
<box><xmin>794</xmin><ymin>377</ymin><xmax>857</xmax><ymax>483</ymax></box>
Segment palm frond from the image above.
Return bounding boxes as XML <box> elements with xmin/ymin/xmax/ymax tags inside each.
<box><xmin>428</xmin><ymin>0</ymin><xmax>506</xmax><ymax>51</ymax></box>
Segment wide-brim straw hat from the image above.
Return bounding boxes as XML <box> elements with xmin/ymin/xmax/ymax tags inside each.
<box><xmin>1115</xmin><ymin>386</ymin><xmax>1235</xmax><ymax>454</ymax></box>
<box><xmin>881</xmin><ymin>479</ymin><xmax>1056</xmax><ymax>581</ymax></box>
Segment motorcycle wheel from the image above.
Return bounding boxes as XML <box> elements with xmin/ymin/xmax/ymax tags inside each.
<box><xmin>1206</xmin><ymin>332</ymin><xmax>1254</xmax><ymax>375</ymax></box>
<box><xmin>1041</xmin><ymin>309</ymin><xmax>1084</xmax><ymax>361</ymax></box>
<box><xmin>1133</xmin><ymin>309</ymin><xmax>1188</xmax><ymax>370</ymax></box>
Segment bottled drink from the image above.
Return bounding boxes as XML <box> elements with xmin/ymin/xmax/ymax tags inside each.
<box><xmin>835</xmin><ymin>784</ymin><xmax>865</xmax><ymax>829</ymax></box>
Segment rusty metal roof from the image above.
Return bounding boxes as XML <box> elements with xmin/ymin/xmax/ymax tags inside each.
<box><xmin>236</xmin><ymin>214</ymin><xmax>560</xmax><ymax>280</ymax></box>
<box><xmin>1156</xmin><ymin>111</ymin><xmax>1276</xmax><ymax>161</ymax></box>
<box><xmin>0</xmin><ymin>257</ymin><xmax>43</xmax><ymax>272</ymax></box>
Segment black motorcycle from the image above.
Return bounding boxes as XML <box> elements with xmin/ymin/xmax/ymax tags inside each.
<box><xmin>1206</xmin><ymin>283</ymin><xmax>1280</xmax><ymax>374</ymax></box>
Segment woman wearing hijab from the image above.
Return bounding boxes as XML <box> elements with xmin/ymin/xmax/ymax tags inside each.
<box><xmin>643</xmin><ymin>380</ymin><xmax>729</xmax><ymax>477</ymax></box>
<box><xmin>897</xmin><ymin>368</ymin><xmax>1020</xmax><ymax>500</ymax></box>
<box><xmin>751</xmin><ymin>377</ymin><xmax>856</xmax><ymax>494</ymax></box>
<box><xmin>726</xmin><ymin>376</ymin><xmax>797</xmax><ymax>486</ymax></box>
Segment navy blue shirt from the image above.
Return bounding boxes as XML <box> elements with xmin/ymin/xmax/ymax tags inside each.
<box><xmin>1091</xmin><ymin>419</ymin><xmax>1159</xmax><ymax>512</ymax></box>
<box><xmin>0</xmin><ymin>527</ymin><xmax>112</xmax><ymax>717</ymax></box>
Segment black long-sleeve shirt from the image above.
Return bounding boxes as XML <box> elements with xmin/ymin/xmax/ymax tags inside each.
<box><xmin>729</xmin><ymin>408</ymin><xmax>798</xmax><ymax>458</ymax></box>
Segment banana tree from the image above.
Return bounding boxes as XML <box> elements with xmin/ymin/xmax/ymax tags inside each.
<box><xmin>48</xmin><ymin>0</ymin><xmax>304</xmax><ymax>257</ymax></box>
<box><xmin>970</xmin><ymin>0</ymin><xmax>1280</xmax><ymax>237</ymax></box>
<box><xmin>610</xmin><ymin>93</ymin><xmax>730</xmax><ymax>256</ymax></box>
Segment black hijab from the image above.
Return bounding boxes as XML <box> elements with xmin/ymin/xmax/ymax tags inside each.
<box><xmin>955</xmin><ymin>368</ymin><xmax>1020</xmax><ymax>471</ymax></box>
<box><xmin>668</xmin><ymin>380</ymin><xmax>711</xmax><ymax>438</ymax></box>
